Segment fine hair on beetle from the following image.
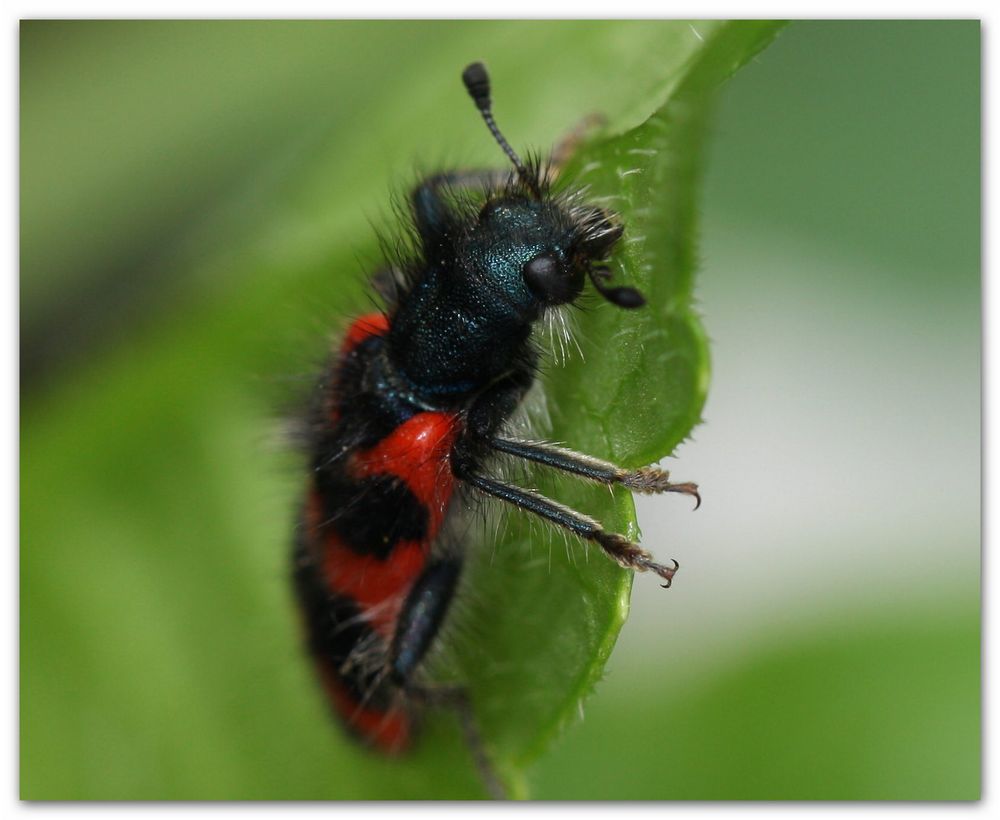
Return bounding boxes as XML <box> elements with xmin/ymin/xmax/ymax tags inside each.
<box><xmin>291</xmin><ymin>60</ymin><xmax>699</xmax><ymax>801</ymax></box>
<box><xmin>368</xmin><ymin>61</ymin><xmax>644</xmax><ymax>330</ymax></box>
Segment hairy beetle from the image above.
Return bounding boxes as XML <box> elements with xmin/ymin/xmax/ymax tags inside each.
<box><xmin>292</xmin><ymin>62</ymin><xmax>699</xmax><ymax>797</ymax></box>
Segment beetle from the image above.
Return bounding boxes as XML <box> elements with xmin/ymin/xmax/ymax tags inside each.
<box><xmin>292</xmin><ymin>62</ymin><xmax>699</xmax><ymax>797</ymax></box>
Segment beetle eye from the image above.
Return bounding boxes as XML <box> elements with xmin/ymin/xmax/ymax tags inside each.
<box><xmin>523</xmin><ymin>254</ymin><xmax>577</xmax><ymax>303</ymax></box>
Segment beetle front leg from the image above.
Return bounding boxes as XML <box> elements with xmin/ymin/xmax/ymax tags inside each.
<box><xmin>489</xmin><ymin>437</ymin><xmax>700</xmax><ymax>507</ymax></box>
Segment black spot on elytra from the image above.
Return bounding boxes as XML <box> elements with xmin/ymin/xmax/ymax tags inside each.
<box><xmin>317</xmin><ymin>472</ymin><xmax>429</xmax><ymax>560</ymax></box>
<box><xmin>292</xmin><ymin>532</ymin><xmax>388</xmax><ymax>704</ymax></box>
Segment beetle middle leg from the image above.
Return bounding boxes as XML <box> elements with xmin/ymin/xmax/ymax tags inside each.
<box><xmin>405</xmin><ymin>683</ymin><xmax>505</xmax><ymax>800</ymax></box>
<box><xmin>454</xmin><ymin>461</ymin><xmax>679</xmax><ymax>588</ymax></box>
<box><xmin>389</xmin><ymin>557</ymin><xmax>505</xmax><ymax>799</ymax></box>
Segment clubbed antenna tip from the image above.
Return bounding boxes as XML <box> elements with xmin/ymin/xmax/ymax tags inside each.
<box><xmin>461</xmin><ymin>61</ymin><xmax>540</xmax><ymax>198</ymax></box>
<box><xmin>589</xmin><ymin>266</ymin><xmax>647</xmax><ymax>309</ymax></box>
<box><xmin>461</xmin><ymin>62</ymin><xmax>491</xmax><ymax>112</ymax></box>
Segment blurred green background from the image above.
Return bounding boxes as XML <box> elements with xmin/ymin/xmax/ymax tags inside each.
<box><xmin>21</xmin><ymin>20</ymin><xmax>979</xmax><ymax>799</ymax></box>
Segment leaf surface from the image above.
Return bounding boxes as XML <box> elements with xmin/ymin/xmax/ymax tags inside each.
<box><xmin>21</xmin><ymin>20</ymin><xmax>784</xmax><ymax>799</ymax></box>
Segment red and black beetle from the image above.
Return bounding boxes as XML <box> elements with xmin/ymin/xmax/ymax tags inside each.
<box><xmin>292</xmin><ymin>62</ymin><xmax>699</xmax><ymax>797</ymax></box>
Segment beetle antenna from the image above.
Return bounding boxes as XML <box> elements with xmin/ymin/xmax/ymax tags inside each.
<box><xmin>462</xmin><ymin>62</ymin><xmax>541</xmax><ymax>198</ymax></box>
<box><xmin>589</xmin><ymin>266</ymin><xmax>646</xmax><ymax>309</ymax></box>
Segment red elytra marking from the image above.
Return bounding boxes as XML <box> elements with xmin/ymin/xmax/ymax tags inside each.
<box><xmin>329</xmin><ymin>312</ymin><xmax>391</xmax><ymax>425</ymax></box>
<box><xmin>340</xmin><ymin>312</ymin><xmax>390</xmax><ymax>355</ymax></box>
<box><xmin>321</xmin><ymin>413</ymin><xmax>461</xmax><ymax>637</ymax></box>
<box><xmin>323</xmin><ymin>535</ymin><xmax>427</xmax><ymax>638</ymax></box>
<box><xmin>312</xmin><ymin>413</ymin><xmax>462</xmax><ymax>637</ymax></box>
<box><xmin>352</xmin><ymin>411</ymin><xmax>461</xmax><ymax>534</ymax></box>
<box><xmin>307</xmin><ymin>486</ymin><xmax>420</xmax><ymax>637</ymax></box>
<box><xmin>318</xmin><ymin>659</ymin><xmax>410</xmax><ymax>754</ymax></box>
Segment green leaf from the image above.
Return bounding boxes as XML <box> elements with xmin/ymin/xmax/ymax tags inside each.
<box><xmin>443</xmin><ymin>20</ymin><xmax>786</xmax><ymax>794</ymax></box>
<box><xmin>21</xmin><ymin>21</ymin><xmax>783</xmax><ymax>800</ymax></box>
<box><xmin>531</xmin><ymin>600</ymin><xmax>980</xmax><ymax>799</ymax></box>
